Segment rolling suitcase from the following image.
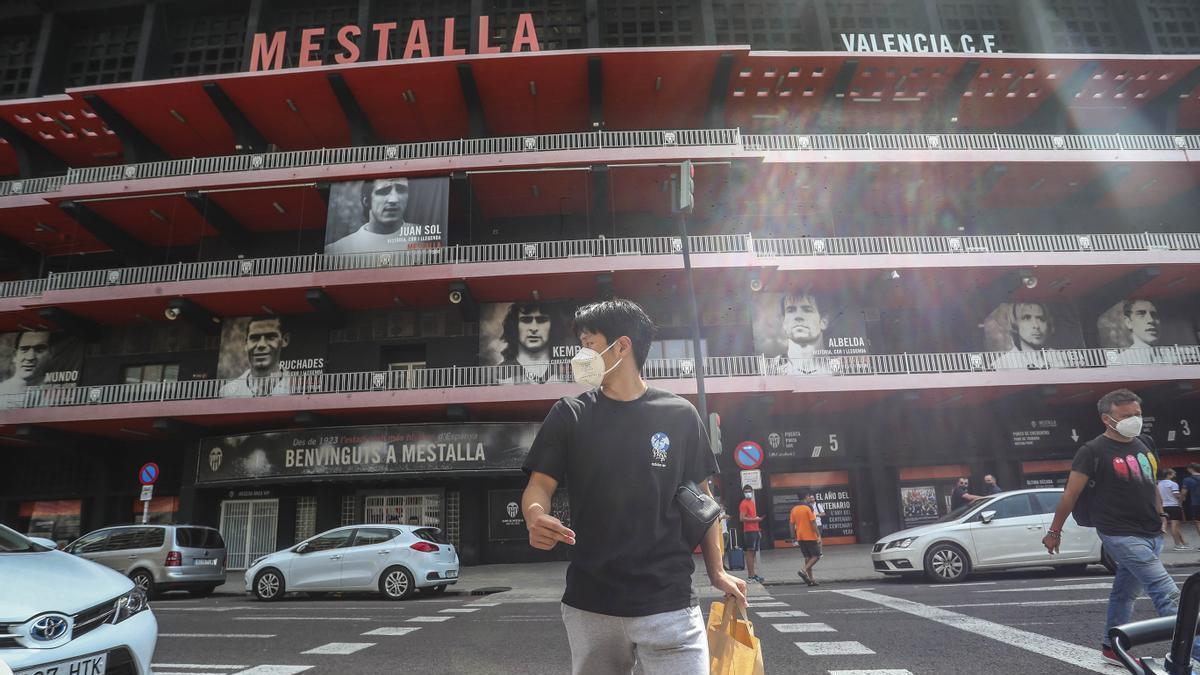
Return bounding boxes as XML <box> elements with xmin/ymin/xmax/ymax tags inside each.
<box><xmin>724</xmin><ymin>528</ymin><xmax>746</xmax><ymax>571</ymax></box>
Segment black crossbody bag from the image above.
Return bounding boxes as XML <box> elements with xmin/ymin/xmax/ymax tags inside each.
<box><xmin>676</xmin><ymin>480</ymin><xmax>722</xmax><ymax>550</ymax></box>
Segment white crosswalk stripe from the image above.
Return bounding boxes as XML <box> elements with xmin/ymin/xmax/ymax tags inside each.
<box><xmin>439</xmin><ymin>608</ymin><xmax>481</xmax><ymax>613</ymax></box>
<box><xmin>829</xmin><ymin>670</ymin><xmax>914</xmax><ymax>675</ymax></box>
<box><xmin>407</xmin><ymin>615</ymin><xmax>453</xmax><ymax>622</ymax></box>
<box><xmin>301</xmin><ymin>642</ymin><xmax>375</xmax><ymax>655</ymax></box>
<box><xmin>795</xmin><ymin>641</ymin><xmax>876</xmax><ymax>655</ymax></box>
<box><xmin>755</xmin><ymin>610</ymin><xmax>809</xmax><ymax>618</ymax></box>
<box><xmin>771</xmin><ymin>622</ymin><xmax>836</xmax><ymax>633</ymax></box>
<box><xmin>362</xmin><ymin>627</ymin><xmax>422</xmax><ymax>636</ymax></box>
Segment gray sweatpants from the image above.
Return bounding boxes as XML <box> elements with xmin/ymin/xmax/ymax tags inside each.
<box><xmin>560</xmin><ymin>603</ymin><xmax>708</xmax><ymax>675</ymax></box>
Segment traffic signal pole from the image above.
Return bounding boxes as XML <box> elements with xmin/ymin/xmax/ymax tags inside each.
<box><xmin>672</xmin><ymin>160</ymin><xmax>708</xmax><ymax>423</ymax></box>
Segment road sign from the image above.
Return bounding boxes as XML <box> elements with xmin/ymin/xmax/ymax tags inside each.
<box><xmin>139</xmin><ymin>462</ymin><xmax>159</xmax><ymax>486</ymax></box>
<box><xmin>140</xmin><ymin>485</ymin><xmax>154</xmax><ymax>502</ymax></box>
<box><xmin>734</xmin><ymin>441</ymin><xmax>764</xmax><ymax>470</ymax></box>
<box><xmin>740</xmin><ymin>469</ymin><xmax>762</xmax><ymax>490</ymax></box>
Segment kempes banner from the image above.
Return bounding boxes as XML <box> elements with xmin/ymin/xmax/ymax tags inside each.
<box><xmin>0</xmin><ymin>330</ymin><xmax>84</xmax><ymax>397</ymax></box>
<box><xmin>750</xmin><ymin>291</ymin><xmax>871</xmax><ymax>375</ymax></box>
<box><xmin>197</xmin><ymin>423</ymin><xmax>540</xmax><ymax>484</ymax></box>
<box><xmin>478</xmin><ymin>300</ymin><xmax>582</xmax><ymax>384</ymax></box>
<box><xmin>216</xmin><ymin>316</ymin><xmax>327</xmax><ymax>397</ymax></box>
<box><xmin>324</xmin><ymin>176</ymin><xmax>449</xmax><ymax>255</ymax></box>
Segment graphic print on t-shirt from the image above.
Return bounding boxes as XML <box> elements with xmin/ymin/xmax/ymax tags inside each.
<box><xmin>650</xmin><ymin>432</ymin><xmax>670</xmax><ymax>468</ymax></box>
<box><xmin>1125</xmin><ymin>455</ymin><xmax>1141</xmax><ymax>480</ymax></box>
<box><xmin>1112</xmin><ymin>457</ymin><xmax>1129</xmax><ymax>481</ymax></box>
<box><xmin>1137</xmin><ymin>454</ymin><xmax>1154</xmax><ymax>481</ymax></box>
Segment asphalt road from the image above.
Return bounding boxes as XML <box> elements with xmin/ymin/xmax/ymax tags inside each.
<box><xmin>147</xmin><ymin>565</ymin><xmax>1200</xmax><ymax>674</ymax></box>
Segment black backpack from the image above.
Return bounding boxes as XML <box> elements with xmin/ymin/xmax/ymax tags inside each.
<box><xmin>1071</xmin><ymin>434</ymin><xmax>1156</xmax><ymax>528</ymax></box>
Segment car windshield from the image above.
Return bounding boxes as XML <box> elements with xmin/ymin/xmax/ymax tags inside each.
<box><xmin>177</xmin><ymin>527</ymin><xmax>225</xmax><ymax>549</ymax></box>
<box><xmin>0</xmin><ymin>524</ymin><xmax>42</xmax><ymax>553</ymax></box>
<box><xmin>414</xmin><ymin>527</ymin><xmax>447</xmax><ymax>544</ymax></box>
<box><xmin>936</xmin><ymin>496</ymin><xmax>997</xmax><ymax>523</ymax></box>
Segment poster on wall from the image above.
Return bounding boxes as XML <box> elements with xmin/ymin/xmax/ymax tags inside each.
<box><xmin>488</xmin><ymin>488</ymin><xmax>571</xmax><ymax>542</ymax></box>
<box><xmin>216</xmin><ymin>316</ymin><xmax>327</xmax><ymax>397</ymax></box>
<box><xmin>324</xmin><ymin>176</ymin><xmax>449</xmax><ymax>255</ymax></box>
<box><xmin>900</xmin><ymin>486</ymin><xmax>940</xmax><ymax>527</ymax></box>
<box><xmin>0</xmin><ymin>330</ymin><xmax>85</xmax><ymax>406</ymax></box>
<box><xmin>751</xmin><ymin>290</ymin><xmax>871</xmax><ymax>375</ymax></box>
<box><xmin>478</xmin><ymin>300</ymin><xmax>581</xmax><ymax>384</ymax></box>
<box><xmin>768</xmin><ymin>473</ymin><xmax>856</xmax><ymax>545</ymax></box>
<box><xmin>197</xmin><ymin>423</ymin><xmax>540</xmax><ymax>484</ymax></box>
<box><xmin>983</xmin><ymin>301</ymin><xmax>1084</xmax><ymax>369</ymax></box>
<box><xmin>762</xmin><ymin>426</ymin><xmax>847</xmax><ymax>471</ymax></box>
<box><xmin>1095</xmin><ymin>297</ymin><xmax>1200</xmax><ymax>365</ymax></box>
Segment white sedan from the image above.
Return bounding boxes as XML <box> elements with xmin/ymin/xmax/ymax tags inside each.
<box><xmin>0</xmin><ymin>524</ymin><xmax>157</xmax><ymax>675</ymax></box>
<box><xmin>872</xmin><ymin>488</ymin><xmax>1116</xmax><ymax>583</ymax></box>
<box><xmin>245</xmin><ymin>524</ymin><xmax>459</xmax><ymax>601</ymax></box>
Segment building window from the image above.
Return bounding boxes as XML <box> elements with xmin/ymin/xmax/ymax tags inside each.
<box><xmin>295</xmin><ymin>496</ymin><xmax>317</xmax><ymax>542</ymax></box>
<box><xmin>375</xmin><ymin>0</ymin><xmax>472</xmax><ymax>58</ymax></box>
<box><xmin>1041</xmin><ymin>0</ymin><xmax>1127</xmax><ymax>53</ymax></box>
<box><xmin>1142</xmin><ymin>0</ymin><xmax>1200</xmax><ymax>54</ymax></box>
<box><xmin>489</xmin><ymin>0</ymin><xmax>585</xmax><ymax>51</ymax></box>
<box><xmin>0</xmin><ymin>29</ymin><xmax>36</xmax><ymax>99</ymax></box>
<box><xmin>341</xmin><ymin>494</ymin><xmax>359</xmax><ymax>526</ymax></box>
<box><xmin>65</xmin><ymin>19</ymin><xmax>141</xmax><ymax>87</ymax></box>
<box><xmin>263</xmin><ymin>0</ymin><xmax>358</xmax><ymax>68</ymax></box>
<box><xmin>600</xmin><ymin>0</ymin><xmax>696</xmax><ymax>47</ymax></box>
<box><xmin>121</xmin><ymin>363</ymin><xmax>180</xmax><ymax>384</ymax></box>
<box><xmin>825</xmin><ymin>0</ymin><xmax>930</xmax><ymax>37</ymax></box>
<box><xmin>935</xmin><ymin>0</ymin><xmax>1027</xmax><ymax>53</ymax></box>
<box><xmin>445</xmin><ymin>490</ymin><xmax>460</xmax><ymax>548</ymax></box>
<box><xmin>648</xmin><ymin>338</ymin><xmax>708</xmax><ymax>361</ymax></box>
<box><xmin>713</xmin><ymin>0</ymin><xmax>817</xmax><ymax>50</ymax></box>
<box><xmin>165</xmin><ymin>7</ymin><xmax>248</xmax><ymax>77</ymax></box>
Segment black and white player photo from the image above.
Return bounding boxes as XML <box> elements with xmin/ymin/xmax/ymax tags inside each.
<box><xmin>324</xmin><ymin>176</ymin><xmax>449</xmax><ymax>255</ymax></box>
<box><xmin>984</xmin><ymin>301</ymin><xmax>1083</xmax><ymax>369</ymax></box>
<box><xmin>217</xmin><ymin>316</ymin><xmax>326</xmax><ymax>398</ymax></box>
<box><xmin>751</xmin><ymin>290</ymin><xmax>869</xmax><ymax>375</ymax></box>
<box><xmin>478</xmin><ymin>301</ymin><xmax>579</xmax><ymax>384</ymax></box>
<box><xmin>1096</xmin><ymin>297</ymin><xmax>1199</xmax><ymax>365</ymax></box>
<box><xmin>0</xmin><ymin>330</ymin><xmax>83</xmax><ymax>399</ymax></box>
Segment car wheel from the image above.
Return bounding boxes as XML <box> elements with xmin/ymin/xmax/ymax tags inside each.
<box><xmin>418</xmin><ymin>584</ymin><xmax>448</xmax><ymax>596</ymax></box>
<box><xmin>253</xmin><ymin>568</ymin><xmax>286</xmax><ymax>601</ymax></box>
<box><xmin>379</xmin><ymin>566</ymin><xmax>415</xmax><ymax>601</ymax></box>
<box><xmin>130</xmin><ymin>569</ymin><xmax>156</xmax><ymax>598</ymax></box>
<box><xmin>923</xmin><ymin>543</ymin><xmax>971</xmax><ymax>583</ymax></box>
<box><xmin>1101</xmin><ymin>546</ymin><xmax>1118</xmax><ymax>574</ymax></box>
<box><xmin>189</xmin><ymin>585</ymin><xmax>218</xmax><ymax>598</ymax></box>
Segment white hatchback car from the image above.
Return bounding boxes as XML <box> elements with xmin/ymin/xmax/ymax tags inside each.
<box><xmin>245</xmin><ymin>524</ymin><xmax>459</xmax><ymax>601</ymax></box>
<box><xmin>872</xmin><ymin>488</ymin><xmax>1116</xmax><ymax>583</ymax></box>
<box><xmin>0</xmin><ymin>524</ymin><xmax>157</xmax><ymax>675</ymax></box>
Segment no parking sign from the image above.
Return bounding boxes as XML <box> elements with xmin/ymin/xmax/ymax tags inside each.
<box><xmin>734</xmin><ymin>441</ymin><xmax>763</xmax><ymax>470</ymax></box>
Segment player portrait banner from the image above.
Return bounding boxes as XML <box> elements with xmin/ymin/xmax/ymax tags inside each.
<box><xmin>216</xmin><ymin>316</ymin><xmax>328</xmax><ymax>397</ymax></box>
<box><xmin>324</xmin><ymin>176</ymin><xmax>449</xmax><ymax>255</ymax></box>
<box><xmin>196</xmin><ymin>423</ymin><xmax>540</xmax><ymax>484</ymax></box>
<box><xmin>750</xmin><ymin>290</ymin><xmax>871</xmax><ymax>375</ymax></box>
<box><xmin>478</xmin><ymin>300</ymin><xmax>582</xmax><ymax>384</ymax></box>
<box><xmin>982</xmin><ymin>301</ymin><xmax>1084</xmax><ymax>369</ymax></box>
<box><xmin>0</xmin><ymin>330</ymin><xmax>85</xmax><ymax>398</ymax></box>
<box><xmin>1095</xmin><ymin>296</ymin><xmax>1200</xmax><ymax>365</ymax></box>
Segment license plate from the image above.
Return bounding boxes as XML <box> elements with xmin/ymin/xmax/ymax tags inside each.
<box><xmin>17</xmin><ymin>653</ymin><xmax>107</xmax><ymax>675</ymax></box>
<box><xmin>445</xmin><ymin>570</ymin><xmax>458</xmax><ymax>578</ymax></box>
<box><xmin>196</xmin><ymin>558</ymin><xmax>218</xmax><ymax>566</ymax></box>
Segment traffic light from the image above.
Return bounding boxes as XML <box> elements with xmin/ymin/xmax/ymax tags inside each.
<box><xmin>675</xmin><ymin>160</ymin><xmax>694</xmax><ymax>213</ymax></box>
<box><xmin>709</xmin><ymin>411</ymin><xmax>722</xmax><ymax>455</ymax></box>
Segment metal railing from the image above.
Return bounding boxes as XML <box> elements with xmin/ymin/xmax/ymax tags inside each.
<box><xmin>4</xmin><ymin>131</ymin><xmax>1200</xmax><ymax>198</ymax></box>
<box><xmin>2</xmin><ymin>230</ymin><xmax>1196</xmax><ymax>299</ymax></box>
<box><xmin>6</xmin><ymin>346</ymin><xmax>1197</xmax><ymax>412</ymax></box>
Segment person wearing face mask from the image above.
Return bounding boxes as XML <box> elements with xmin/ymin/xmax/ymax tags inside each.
<box><xmin>738</xmin><ymin>485</ymin><xmax>765</xmax><ymax>584</ymax></box>
<box><xmin>520</xmin><ymin>299</ymin><xmax>746</xmax><ymax>675</ymax></box>
<box><xmin>1042</xmin><ymin>388</ymin><xmax>1200</xmax><ymax>667</ymax></box>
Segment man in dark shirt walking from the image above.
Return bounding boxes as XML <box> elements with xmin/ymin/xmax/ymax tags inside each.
<box><xmin>1042</xmin><ymin>388</ymin><xmax>1198</xmax><ymax>666</ymax></box>
<box><xmin>521</xmin><ymin>299</ymin><xmax>747</xmax><ymax>674</ymax></box>
<box><xmin>951</xmin><ymin>477</ymin><xmax>982</xmax><ymax>510</ymax></box>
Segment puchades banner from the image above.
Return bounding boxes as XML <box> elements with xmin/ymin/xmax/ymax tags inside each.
<box><xmin>197</xmin><ymin>423</ymin><xmax>541</xmax><ymax>484</ymax></box>
<box><xmin>750</xmin><ymin>290</ymin><xmax>871</xmax><ymax>375</ymax></box>
<box><xmin>216</xmin><ymin>316</ymin><xmax>328</xmax><ymax>397</ymax></box>
<box><xmin>982</xmin><ymin>301</ymin><xmax>1084</xmax><ymax>369</ymax></box>
<box><xmin>0</xmin><ymin>330</ymin><xmax>84</xmax><ymax>397</ymax></box>
<box><xmin>1095</xmin><ymin>297</ymin><xmax>1200</xmax><ymax>365</ymax></box>
<box><xmin>324</xmin><ymin>176</ymin><xmax>449</xmax><ymax>255</ymax></box>
<box><xmin>478</xmin><ymin>300</ymin><xmax>582</xmax><ymax>384</ymax></box>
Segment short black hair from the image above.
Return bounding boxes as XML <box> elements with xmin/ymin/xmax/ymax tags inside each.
<box><xmin>796</xmin><ymin>490</ymin><xmax>809</xmax><ymax>501</ymax></box>
<box><xmin>742</xmin><ymin>484</ymin><xmax>753</xmax><ymax>491</ymax></box>
<box><xmin>1097</xmin><ymin>388</ymin><xmax>1142</xmax><ymax>416</ymax></box>
<box><xmin>573</xmin><ymin>299</ymin><xmax>656</xmax><ymax>369</ymax></box>
<box><xmin>501</xmin><ymin>302</ymin><xmax>554</xmax><ymax>361</ymax></box>
<box><xmin>1122</xmin><ymin>298</ymin><xmax>1155</xmax><ymax>317</ymax></box>
<box><xmin>246</xmin><ymin>315</ymin><xmax>287</xmax><ymax>335</ymax></box>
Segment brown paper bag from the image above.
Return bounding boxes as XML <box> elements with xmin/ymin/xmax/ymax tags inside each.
<box><xmin>708</xmin><ymin>597</ymin><xmax>765</xmax><ymax>675</ymax></box>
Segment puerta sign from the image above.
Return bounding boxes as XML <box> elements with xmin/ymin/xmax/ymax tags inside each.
<box><xmin>197</xmin><ymin>423</ymin><xmax>539</xmax><ymax>484</ymax></box>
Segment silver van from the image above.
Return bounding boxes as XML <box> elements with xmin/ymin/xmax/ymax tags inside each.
<box><xmin>65</xmin><ymin>524</ymin><xmax>226</xmax><ymax>597</ymax></box>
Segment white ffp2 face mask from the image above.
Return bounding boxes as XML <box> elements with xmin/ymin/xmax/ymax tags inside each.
<box><xmin>571</xmin><ymin>341</ymin><xmax>622</xmax><ymax>387</ymax></box>
<box><xmin>1107</xmin><ymin>414</ymin><xmax>1144</xmax><ymax>439</ymax></box>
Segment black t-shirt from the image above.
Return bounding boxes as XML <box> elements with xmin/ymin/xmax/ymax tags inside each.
<box><xmin>1071</xmin><ymin>434</ymin><xmax>1161</xmax><ymax>537</ymax></box>
<box><xmin>523</xmin><ymin>386</ymin><xmax>719</xmax><ymax>617</ymax></box>
<box><xmin>951</xmin><ymin>486</ymin><xmax>971</xmax><ymax>510</ymax></box>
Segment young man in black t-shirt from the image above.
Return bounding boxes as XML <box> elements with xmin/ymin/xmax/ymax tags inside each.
<box><xmin>521</xmin><ymin>299</ymin><xmax>747</xmax><ymax>675</ymax></box>
<box><xmin>1043</xmin><ymin>388</ymin><xmax>1199</xmax><ymax>666</ymax></box>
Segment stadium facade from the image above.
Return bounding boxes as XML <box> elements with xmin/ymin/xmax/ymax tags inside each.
<box><xmin>0</xmin><ymin>0</ymin><xmax>1199</xmax><ymax>568</ymax></box>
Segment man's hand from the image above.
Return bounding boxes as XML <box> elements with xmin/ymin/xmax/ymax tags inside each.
<box><xmin>1041</xmin><ymin>533</ymin><xmax>1060</xmax><ymax>554</ymax></box>
<box><xmin>527</xmin><ymin>512</ymin><xmax>576</xmax><ymax>550</ymax></box>
<box><xmin>710</xmin><ymin>571</ymin><xmax>748</xmax><ymax>610</ymax></box>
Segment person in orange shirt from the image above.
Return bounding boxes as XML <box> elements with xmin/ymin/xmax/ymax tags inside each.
<box><xmin>789</xmin><ymin>491</ymin><xmax>822</xmax><ymax>587</ymax></box>
<box><xmin>738</xmin><ymin>485</ymin><xmax>765</xmax><ymax>583</ymax></box>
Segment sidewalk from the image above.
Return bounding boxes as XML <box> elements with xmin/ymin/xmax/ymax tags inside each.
<box><xmin>216</xmin><ymin>542</ymin><xmax>1200</xmax><ymax>599</ymax></box>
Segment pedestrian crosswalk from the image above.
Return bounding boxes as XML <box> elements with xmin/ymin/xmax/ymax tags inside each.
<box><xmin>747</xmin><ymin>596</ymin><xmax>902</xmax><ymax>673</ymax></box>
<box><xmin>152</xmin><ymin>666</ymin><xmax>313</xmax><ymax>675</ymax></box>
